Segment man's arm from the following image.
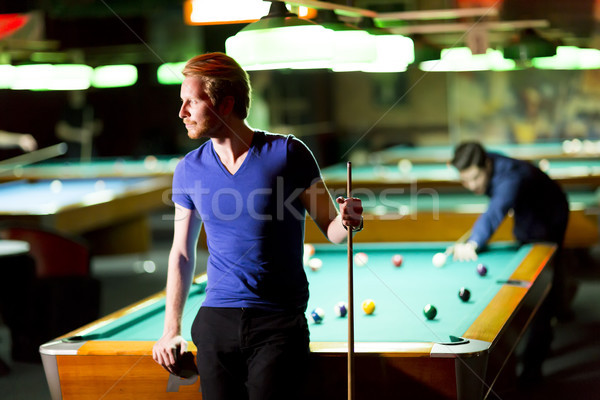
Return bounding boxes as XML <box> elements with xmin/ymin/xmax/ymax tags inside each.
<box><xmin>300</xmin><ymin>179</ymin><xmax>363</xmax><ymax>244</ymax></box>
<box><xmin>152</xmin><ymin>205</ymin><xmax>202</xmax><ymax>374</ymax></box>
<box><xmin>454</xmin><ymin>178</ymin><xmax>521</xmax><ymax>261</ymax></box>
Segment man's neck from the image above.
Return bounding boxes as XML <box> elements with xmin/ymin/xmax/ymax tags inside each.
<box><xmin>211</xmin><ymin>122</ymin><xmax>254</xmax><ymax>174</ymax></box>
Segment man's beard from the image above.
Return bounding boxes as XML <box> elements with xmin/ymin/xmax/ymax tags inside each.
<box><xmin>186</xmin><ymin>113</ymin><xmax>222</xmax><ymax>139</ymax></box>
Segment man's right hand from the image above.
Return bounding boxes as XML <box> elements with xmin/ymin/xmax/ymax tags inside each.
<box><xmin>152</xmin><ymin>334</ymin><xmax>188</xmax><ymax>375</ymax></box>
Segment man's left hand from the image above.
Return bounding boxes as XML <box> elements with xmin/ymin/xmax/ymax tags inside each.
<box><xmin>336</xmin><ymin>196</ymin><xmax>363</xmax><ymax>231</ymax></box>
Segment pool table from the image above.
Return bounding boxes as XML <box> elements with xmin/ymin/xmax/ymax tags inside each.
<box><xmin>0</xmin><ymin>177</ymin><xmax>172</xmax><ymax>254</ymax></box>
<box><xmin>305</xmin><ymin>190</ymin><xmax>600</xmax><ymax>249</ymax></box>
<box><xmin>40</xmin><ymin>241</ymin><xmax>555</xmax><ymax>400</ymax></box>
<box><xmin>370</xmin><ymin>141</ymin><xmax>600</xmax><ymax>164</ymax></box>
<box><xmin>0</xmin><ymin>155</ymin><xmax>181</xmax><ymax>183</ymax></box>
<box><xmin>321</xmin><ymin>158</ymin><xmax>600</xmax><ymax>191</ymax></box>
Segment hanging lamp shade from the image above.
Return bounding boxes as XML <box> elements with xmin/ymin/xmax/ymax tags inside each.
<box><xmin>503</xmin><ymin>29</ymin><xmax>556</xmax><ymax>61</ymax></box>
<box><xmin>532</xmin><ymin>46</ymin><xmax>600</xmax><ymax>70</ymax></box>
<box><xmin>314</xmin><ymin>9</ymin><xmax>375</xmax><ymax>72</ymax></box>
<box><xmin>420</xmin><ymin>47</ymin><xmax>515</xmax><ymax>71</ymax></box>
<box><xmin>357</xmin><ymin>17</ymin><xmax>414</xmax><ymax>73</ymax></box>
<box><xmin>225</xmin><ymin>2</ymin><xmax>332</xmax><ymax>70</ymax></box>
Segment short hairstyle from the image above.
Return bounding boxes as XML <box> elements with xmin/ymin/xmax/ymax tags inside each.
<box><xmin>451</xmin><ymin>141</ymin><xmax>489</xmax><ymax>170</ymax></box>
<box><xmin>182</xmin><ymin>52</ymin><xmax>251</xmax><ymax>120</ymax></box>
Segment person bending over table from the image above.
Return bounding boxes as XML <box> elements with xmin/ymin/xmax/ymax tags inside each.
<box><xmin>449</xmin><ymin>141</ymin><xmax>569</xmax><ymax>386</ymax></box>
<box><xmin>152</xmin><ymin>52</ymin><xmax>363</xmax><ymax>400</ymax></box>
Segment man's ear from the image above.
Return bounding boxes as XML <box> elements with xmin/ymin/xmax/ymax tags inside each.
<box><xmin>218</xmin><ymin>96</ymin><xmax>235</xmax><ymax>116</ymax></box>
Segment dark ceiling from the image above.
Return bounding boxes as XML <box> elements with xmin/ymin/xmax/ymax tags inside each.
<box><xmin>1</xmin><ymin>0</ymin><xmax>599</xmax><ymax>66</ymax></box>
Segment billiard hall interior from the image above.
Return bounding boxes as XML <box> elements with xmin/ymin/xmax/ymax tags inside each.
<box><xmin>1</xmin><ymin>1</ymin><xmax>600</xmax><ymax>399</ymax></box>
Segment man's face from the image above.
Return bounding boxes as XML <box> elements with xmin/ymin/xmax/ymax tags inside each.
<box><xmin>459</xmin><ymin>163</ymin><xmax>490</xmax><ymax>195</ymax></box>
<box><xmin>178</xmin><ymin>76</ymin><xmax>222</xmax><ymax>139</ymax></box>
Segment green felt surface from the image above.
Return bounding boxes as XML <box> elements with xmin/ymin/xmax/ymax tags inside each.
<box><xmin>80</xmin><ymin>242</ymin><xmax>533</xmax><ymax>346</ymax></box>
<box><xmin>305</xmin><ymin>242</ymin><xmax>530</xmax><ymax>343</ymax></box>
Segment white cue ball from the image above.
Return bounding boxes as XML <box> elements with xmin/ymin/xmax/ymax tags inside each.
<box><xmin>432</xmin><ymin>252</ymin><xmax>447</xmax><ymax>268</ymax></box>
<box><xmin>308</xmin><ymin>257</ymin><xmax>323</xmax><ymax>272</ymax></box>
<box><xmin>354</xmin><ymin>252</ymin><xmax>369</xmax><ymax>267</ymax></box>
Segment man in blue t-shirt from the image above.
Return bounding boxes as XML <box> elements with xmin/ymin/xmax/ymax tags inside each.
<box><xmin>449</xmin><ymin>141</ymin><xmax>569</xmax><ymax>385</ymax></box>
<box><xmin>152</xmin><ymin>53</ymin><xmax>363</xmax><ymax>400</ymax></box>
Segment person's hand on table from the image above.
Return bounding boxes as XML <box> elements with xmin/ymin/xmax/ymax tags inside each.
<box><xmin>336</xmin><ymin>196</ymin><xmax>363</xmax><ymax>231</ymax></box>
<box><xmin>452</xmin><ymin>241</ymin><xmax>478</xmax><ymax>261</ymax></box>
<box><xmin>152</xmin><ymin>334</ymin><xmax>189</xmax><ymax>375</ymax></box>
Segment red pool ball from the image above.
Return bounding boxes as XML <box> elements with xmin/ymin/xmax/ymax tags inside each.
<box><xmin>392</xmin><ymin>254</ymin><xmax>403</xmax><ymax>267</ymax></box>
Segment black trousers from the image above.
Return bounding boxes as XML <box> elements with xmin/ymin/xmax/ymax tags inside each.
<box><xmin>191</xmin><ymin>307</ymin><xmax>310</xmax><ymax>400</ymax></box>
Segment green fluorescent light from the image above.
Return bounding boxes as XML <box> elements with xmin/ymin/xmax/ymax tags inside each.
<box><xmin>315</xmin><ymin>10</ymin><xmax>375</xmax><ymax>72</ymax></box>
<box><xmin>226</xmin><ymin>20</ymin><xmax>333</xmax><ymax>70</ymax></box>
<box><xmin>360</xmin><ymin>34</ymin><xmax>414</xmax><ymax>73</ymax></box>
<box><xmin>48</xmin><ymin>64</ymin><xmax>93</xmax><ymax>90</ymax></box>
<box><xmin>329</xmin><ymin>30</ymin><xmax>376</xmax><ymax>72</ymax></box>
<box><xmin>0</xmin><ymin>65</ymin><xmax>15</xmax><ymax>89</ymax></box>
<box><xmin>532</xmin><ymin>46</ymin><xmax>600</xmax><ymax>70</ymax></box>
<box><xmin>419</xmin><ymin>47</ymin><xmax>515</xmax><ymax>72</ymax></box>
<box><xmin>226</xmin><ymin>2</ymin><xmax>333</xmax><ymax>70</ymax></box>
<box><xmin>92</xmin><ymin>65</ymin><xmax>137</xmax><ymax>88</ymax></box>
<box><xmin>157</xmin><ymin>62</ymin><xmax>186</xmax><ymax>84</ymax></box>
<box><xmin>11</xmin><ymin>64</ymin><xmax>55</xmax><ymax>90</ymax></box>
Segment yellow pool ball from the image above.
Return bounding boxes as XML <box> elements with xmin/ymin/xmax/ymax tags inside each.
<box><xmin>362</xmin><ymin>299</ymin><xmax>376</xmax><ymax>315</ymax></box>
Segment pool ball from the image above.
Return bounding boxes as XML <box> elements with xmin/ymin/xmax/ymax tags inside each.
<box><xmin>304</xmin><ymin>243</ymin><xmax>315</xmax><ymax>257</ymax></box>
<box><xmin>476</xmin><ymin>263</ymin><xmax>488</xmax><ymax>276</ymax></box>
<box><xmin>355</xmin><ymin>252</ymin><xmax>369</xmax><ymax>267</ymax></box>
<box><xmin>362</xmin><ymin>299</ymin><xmax>376</xmax><ymax>315</ymax></box>
<box><xmin>397</xmin><ymin>159</ymin><xmax>413</xmax><ymax>174</ymax></box>
<box><xmin>432</xmin><ymin>252</ymin><xmax>447</xmax><ymax>268</ymax></box>
<box><xmin>392</xmin><ymin>254</ymin><xmax>403</xmax><ymax>267</ymax></box>
<box><xmin>458</xmin><ymin>287</ymin><xmax>471</xmax><ymax>302</ymax></box>
<box><xmin>334</xmin><ymin>301</ymin><xmax>348</xmax><ymax>317</ymax></box>
<box><xmin>50</xmin><ymin>179</ymin><xmax>63</xmax><ymax>194</ymax></box>
<box><xmin>308</xmin><ymin>257</ymin><xmax>323</xmax><ymax>272</ymax></box>
<box><xmin>310</xmin><ymin>308</ymin><xmax>325</xmax><ymax>324</ymax></box>
<box><xmin>423</xmin><ymin>304</ymin><xmax>437</xmax><ymax>320</ymax></box>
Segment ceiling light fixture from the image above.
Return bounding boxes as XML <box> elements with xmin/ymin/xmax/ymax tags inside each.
<box><xmin>420</xmin><ymin>47</ymin><xmax>515</xmax><ymax>72</ymax></box>
<box><xmin>313</xmin><ymin>9</ymin><xmax>375</xmax><ymax>72</ymax></box>
<box><xmin>225</xmin><ymin>1</ymin><xmax>332</xmax><ymax>70</ymax></box>
<box><xmin>356</xmin><ymin>16</ymin><xmax>414</xmax><ymax>73</ymax></box>
<box><xmin>531</xmin><ymin>46</ymin><xmax>600</xmax><ymax>70</ymax></box>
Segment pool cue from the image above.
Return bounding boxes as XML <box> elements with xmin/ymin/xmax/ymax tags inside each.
<box><xmin>0</xmin><ymin>142</ymin><xmax>68</xmax><ymax>175</ymax></box>
<box><xmin>346</xmin><ymin>161</ymin><xmax>355</xmax><ymax>400</ymax></box>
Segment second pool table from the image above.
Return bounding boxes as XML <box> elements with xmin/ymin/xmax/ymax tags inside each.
<box><xmin>0</xmin><ymin>177</ymin><xmax>172</xmax><ymax>254</ymax></box>
<box><xmin>40</xmin><ymin>241</ymin><xmax>555</xmax><ymax>399</ymax></box>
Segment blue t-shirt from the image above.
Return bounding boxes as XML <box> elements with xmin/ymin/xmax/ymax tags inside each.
<box><xmin>172</xmin><ymin>131</ymin><xmax>322</xmax><ymax>311</ymax></box>
<box><xmin>470</xmin><ymin>153</ymin><xmax>569</xmax><ymax>248</ymax></box>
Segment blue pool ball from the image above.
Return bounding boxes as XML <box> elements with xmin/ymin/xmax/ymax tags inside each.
<box><xmin>334</xmin><ymin>301</ymin><xmax>348</xmax><ymax>318</ymax></box>
<box><xmin>476</xmin><ymin>263</ymin><xmax>488</xmax><ymax>276</ymax></box>
<box><xmin>458</xmin><ymin>287</ymin><xmax>471</xmax><ymax>302</ymax></box>
<box><xmin>310</xmin><ymin>308</ymin><xmax>325</xmax><ymax>324</ymax></box>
